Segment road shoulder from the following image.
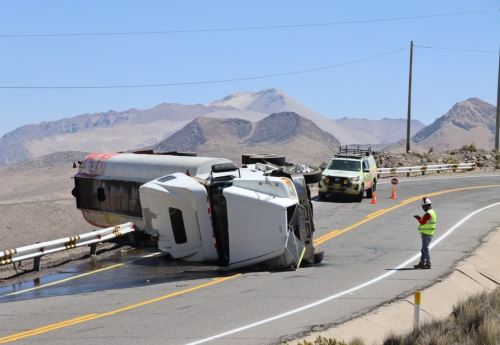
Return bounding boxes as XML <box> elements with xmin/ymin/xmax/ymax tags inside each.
<box><xmin>293</xmin><ymin>225</ymin><xmax>500</xmax><ymax>344</ymax></box>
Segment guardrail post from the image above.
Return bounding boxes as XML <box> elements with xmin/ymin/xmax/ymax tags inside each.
<box><xmin>32</xmin><ymin>241</ymin><xmax>42</xmax><ymax>271</ymax></box>
<box><xmin>413</xmin><ymin>291</ymin><xmax>421</xmax><ymax>329</ymax></box>
<box><xmin>33</xmin><ymin>257</ymin><xmax>41</xmax><ymax>271</ymax></box>
<box><xmin>89</xmin><ymin>243</ymin><xmax>97</xmax><ymax>263</ymax></box>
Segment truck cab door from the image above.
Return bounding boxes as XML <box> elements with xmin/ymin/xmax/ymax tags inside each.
<box><xmin>139</xmin><ymin>173</ymin><xmax>218</xmax><ymax>262</ymax></box>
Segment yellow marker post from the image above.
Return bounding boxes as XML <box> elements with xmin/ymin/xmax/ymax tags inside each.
<box><xmin>414</xmin><ymin>291</ymin><xmax>421</xmax><ymax>329</ymax></box>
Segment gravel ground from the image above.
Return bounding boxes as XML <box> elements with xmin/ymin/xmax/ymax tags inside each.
<box><xmin>0</xmin><ymin>162</ymin><xmax>131</xmax><ymax>280</ymax></box>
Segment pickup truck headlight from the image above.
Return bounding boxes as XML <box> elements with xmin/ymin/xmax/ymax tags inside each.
<box><xmin>349</xmin><ymin>176</ymin><xmax>360</xmax><ymax>182</ymax></box>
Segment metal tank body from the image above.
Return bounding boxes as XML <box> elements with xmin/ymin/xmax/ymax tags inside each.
<box><xmin>73</xmin><ymin>152</ymin><xmax>232</xmax><ymax>231</ymax></box>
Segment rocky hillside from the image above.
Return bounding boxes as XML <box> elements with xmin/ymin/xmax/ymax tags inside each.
<box><xmin>210</xmin><ymin>89</ymin><xmax>375</xmax><ymax>144</ymax></box>
<box><xmin>154</xmin><ymin>112</ymin><xmax>341</xmax><ymax>165</ymax></box>
<box><xmin>375</xmin><ymin>146</ymin><xmax>496</xmax><ymax>170</ymax></box>
<box><xmin>413</xmin><ymin>98</ymin><xmax>496</xmax><ymax>151</ymax></box>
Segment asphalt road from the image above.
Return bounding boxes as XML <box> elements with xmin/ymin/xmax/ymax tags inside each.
<box><xmin>1</xmin><ymin>172</ymin><xmax>500</xmax><ymax>345</ymax></box>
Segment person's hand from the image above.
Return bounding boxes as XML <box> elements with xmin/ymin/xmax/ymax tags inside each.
<box><xmin>413</xmin><ymin>215</ymin><xmax>420</xmax><ymax>220</ymax></box>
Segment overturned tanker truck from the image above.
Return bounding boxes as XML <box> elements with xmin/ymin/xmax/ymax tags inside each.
<box><xmin>72</xmin><ymin>151</ymin><xmax>323</xmax><ymax>269</ymax></box>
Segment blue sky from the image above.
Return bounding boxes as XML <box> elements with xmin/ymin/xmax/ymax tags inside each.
<box><xmin>0</xmin><ymin>0</ymin><xmax>498</xmax><ymax>136</ymax></box>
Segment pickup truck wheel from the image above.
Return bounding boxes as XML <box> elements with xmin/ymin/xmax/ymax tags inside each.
<box><xmin>356</xmin><ymin>184</ymin><xmax>364</xmax><ymax>202</ymax></box>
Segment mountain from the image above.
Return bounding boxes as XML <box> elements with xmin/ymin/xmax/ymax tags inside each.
<box><xmin>210</xmin><ymin>89</ymin><xmax>427</xmax><ymax>145</ymax></box>
<box><xmin>0</xmin><ymin>102</ymin><xmax>266</xmax><ymax>165</ymax></box>
<box><xmin>210</xmin><ymin>89</ymin><xmax>359</xmax><ymax>144</ymax></box>
<box><xmin>413</xmin><ymin>98</ymin><xmax>496</xmax><ymax>151</ymax></box>
<box><xmin>3</xmin><ymin>88</ymin><xmax>476</xmax><ymax>164</ymax></box>
<box><xmin>334</xmin><ymin>117</ymin><xmax>425</xmax><ymax>144</ymax></box>
<box><xmin>154</xmin><ymin>112</ymin><xmax>341</xmax><ymax>165</ymax></box>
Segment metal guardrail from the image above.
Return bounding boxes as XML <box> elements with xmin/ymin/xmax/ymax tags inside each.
<box><xmin>0</xmin><ymin>222</ymin><xmax>135</xmax><ymax>268</ymax></box>
<box><xmin>377</xmin><ymin>162</ymin><xmax>476</xmax><ymax>176</ymax></box>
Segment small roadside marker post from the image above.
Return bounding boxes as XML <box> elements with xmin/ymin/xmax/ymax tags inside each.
<box><xmin>414</xmin><ymin>291</ymin><xmax>421</xmax><ymax>329</ymax></box>
<box><xmin>391</xmin><ymin>178</ymin><xmax>398</xmax><ymax>199</ymax></box>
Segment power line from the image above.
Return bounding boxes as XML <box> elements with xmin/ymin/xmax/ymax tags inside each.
<box><xmin>415</xmin><ymin>44</ymin><xmax>498</xmax><ymax>54</ymax></box>
<box><xmin>0</xmin><ymin>9</ymin><xmax>498</xmax><ymax>38</ymax></box>
<box><xmin>0</xmin><ymin>47</ymin><xmax>408</xmax><ymax>89</ymax></box>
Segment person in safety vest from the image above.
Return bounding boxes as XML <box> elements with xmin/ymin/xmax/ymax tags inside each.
<box><xmin>413</xmin><ymin>197</ymin><xmax>436</xmax><ymax>269</ymax></box>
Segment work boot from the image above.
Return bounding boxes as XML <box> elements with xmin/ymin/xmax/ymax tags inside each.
<box><xmin>423</xmin><ymin>263</ymin><xmax>431</xmax><ymax>269</ymax></box>
<box><xmin>414</xmin><ymin>263</ymin><xmax>426</xmax><ymax>269</ymax></box>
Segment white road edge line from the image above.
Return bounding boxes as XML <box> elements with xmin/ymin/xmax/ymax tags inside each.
<box><xmin>185</xmin><ymin>201</ymin><xmax>500</xmax><ymax>345</ymax></box>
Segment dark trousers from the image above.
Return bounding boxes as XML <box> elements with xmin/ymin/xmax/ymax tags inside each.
<box><xmin>420</xmin><ymin>234</ymin><xmax>433</xmax><ymax>264</ymax></box>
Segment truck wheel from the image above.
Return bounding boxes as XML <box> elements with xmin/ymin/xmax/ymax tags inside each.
<box><xmin>313</xmin><ymin>251</ymin><xmax>324</xmax><ymax>264</ymax></box>
<box><xmin>318</xmin><ymin>192</ymin><xmax>326</xmax><ymax>201</ymax></box>
<box><xmin>241</xmin><ymin>154</ymin><xmax>286</xmax><ymax>166</ymax></box>
<box><xmin>280</xmin><ymin>165</ymin><xmax>322</xmax><ymax>184</ymax></box>
<box><xmin>356</xmin><ymin>184</ymin><xmax>364</xmax><ymax>202</ymax></box>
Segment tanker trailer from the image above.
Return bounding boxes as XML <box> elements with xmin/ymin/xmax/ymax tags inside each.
<box><xmin>72</xmin><ymin>152</ymin><xmax>322</xmax><ymax>269</ymax></box>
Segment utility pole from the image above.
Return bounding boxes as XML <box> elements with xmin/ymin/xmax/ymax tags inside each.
<box><xmin>406</xmin><ymin>40</ymin><xmax>414</xmax><ymax>153</ymax></box>
<box><xmin>496</xmin><ymin>46</ymin><xmax>500</xmax><ymax>169</ymax></box>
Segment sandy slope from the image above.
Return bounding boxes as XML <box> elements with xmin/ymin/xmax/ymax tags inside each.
<box><xmin>0</xmin><ymin>164</ymin><xmax>99</xmax><ymax>277</ymax></box>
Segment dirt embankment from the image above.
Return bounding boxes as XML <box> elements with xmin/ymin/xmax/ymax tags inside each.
<box><xmin>375</xmin><ymin>147</ymin><xmax>497</xmax><ymax>170</ymax></box>
<box><xmin>0</xmin><ymin>152</ymin><xmax>127</xmax><ymax>280</ymax></box>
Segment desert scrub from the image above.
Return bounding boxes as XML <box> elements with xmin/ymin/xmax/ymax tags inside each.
<box><xmin>381</xmin><ymin>287</ymin><xmax>500</xmax><ymax>345</ymax></box>
<box><xmin>293</xmin><ymin>288</ymin><xmax>499</xmax><ymax>345</ymax></box>
<box><xmin>443</xmin><ymin>157</ymin><xmax>459</xmax><ymax>164</ymax></box>
<box><xmin>294</xmin><ymin>335</ymin><xmax>365</xmax><ymax>345</ymax></box>
<box><xmin>461</xmin><ymin>143</ymin><xmax>477</xmax><ymax>152</ymax></box>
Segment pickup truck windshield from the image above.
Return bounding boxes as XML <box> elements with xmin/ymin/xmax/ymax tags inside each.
<box><xmin>327</xmin><ymin>159</ymin><xmax>361</xmax><ymax>172</ymax></box>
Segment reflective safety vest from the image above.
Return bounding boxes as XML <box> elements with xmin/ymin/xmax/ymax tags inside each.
<box><xmin>418</xmin><ymin>209</ymin><xmax>437</xmax><ymax>236</ymax></box>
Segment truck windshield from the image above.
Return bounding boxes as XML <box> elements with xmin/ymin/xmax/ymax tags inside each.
<box><xmin>327</xmin><ymin>160</ymin><xmax>361</xmax><ymax>172</ymax></box>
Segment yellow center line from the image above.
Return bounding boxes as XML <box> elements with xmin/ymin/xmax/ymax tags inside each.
<box><xmin>0</xmin><ymin>314</ymin><xmax>99</xmax><ymax>343</ymax></box>
<box><xmin>365</xmin><ymin>208</ymin><xmax>387</xmax><ymax>218</ymax></box>
<box><xmin>0</xmin><ymin>274</ymin><xmax>241</xmax><ymax>344</ymax></box>
<box><xmin>314</xmin><ymin>230</ymin><xmax>340</xmax><ymax>244</ymax></box>
<box><xmin>314</xmin><ymin>184</ymin><xmax>500</xmax><ymax>246</ymax></box>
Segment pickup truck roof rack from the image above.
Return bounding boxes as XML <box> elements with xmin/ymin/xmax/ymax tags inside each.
<box><xmin>335</xmin><ymin>145</ymin><xmax>372</xmax><ymax>158</ymax></box>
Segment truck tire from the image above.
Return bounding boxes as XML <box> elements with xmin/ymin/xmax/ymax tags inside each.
<box><xmin>356</xmin><ymin>184</ymin><xmax>364</xmax><ymax>202</ymax></box>
<box><xmin>280</xmin><ymin>165</ymin><xmax>323</xmax><ymax>184</ymax></box>
<box><xmin>318</xmin><ymin>192</ymin><xmax>326</xmax><ymax>201</ymax></box>
<box><xmin>313</xmin><ymin>251</ymin><xmax>324</xmax><ymax>264</ymax></box>
<box><xmin>241</xmin><ymin>154</ymin><xmax>286</xmax><ymax>166</ymax></box>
